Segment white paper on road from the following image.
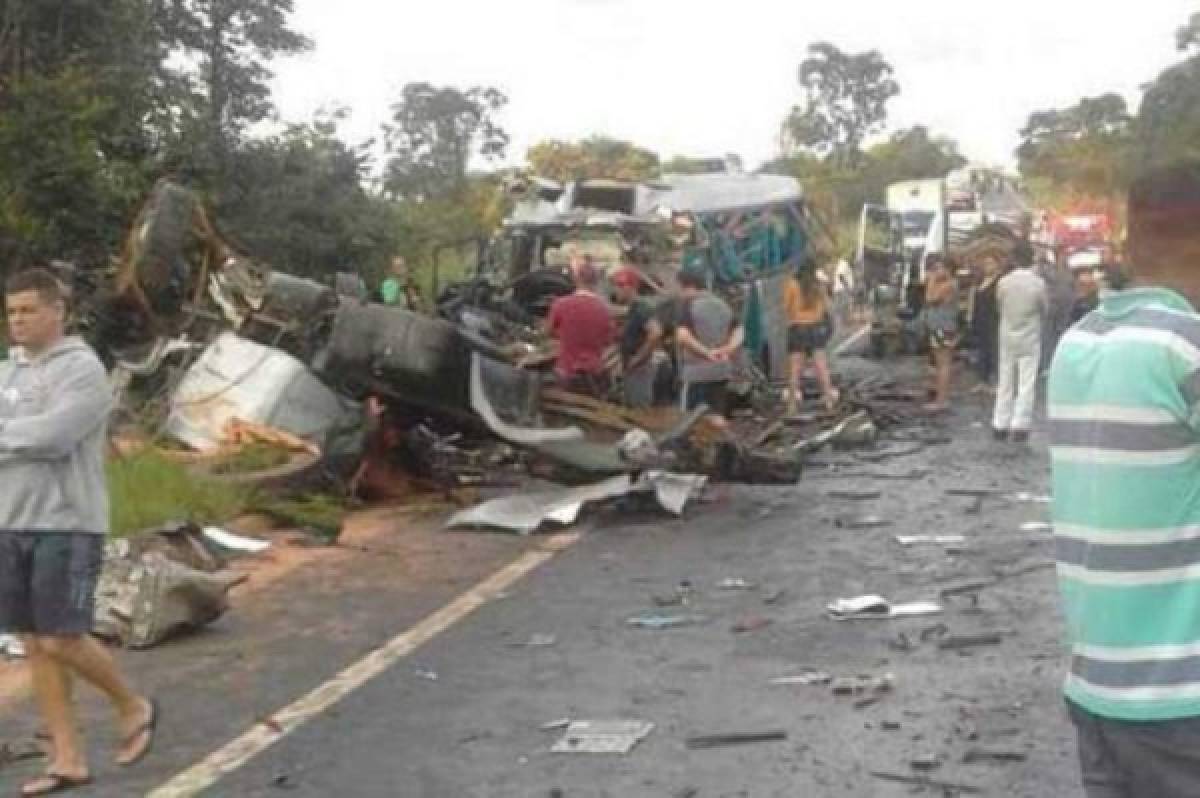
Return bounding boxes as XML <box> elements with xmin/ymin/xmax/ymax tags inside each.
<box><xmin>827</xmin><ymin>595</ymin><xmax>943</xmax><ymax>620</ymax></box>
<box><xmin>895</xmin><ymin>535</ymin><xmax>966</xmax><ymax>546</ymax></box>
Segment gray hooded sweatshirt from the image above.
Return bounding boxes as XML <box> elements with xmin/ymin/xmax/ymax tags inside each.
<box><xmin>0</xmin><ymin>336</ymin><xmax>112</xmax><ymax>535</ymax></box>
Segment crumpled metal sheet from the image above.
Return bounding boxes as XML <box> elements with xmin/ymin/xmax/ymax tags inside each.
<box><xmin>93</xmin><ymin>527</ymin><xmax>245</xmax><ymax>649</ymax></box>
<box><xmin>446</xmin><ymin>471</ymin><xmax>707</xmax><ymax>535</ymax></box>
<box><xmin>469</xmin><ymin>353</ymin><xmax>582</xmax><ymax>445</ymax></box>
<box><xmin>166</xmin><ymin>332</ymin><xmax>362</xmax><ymax>457</ymax></box>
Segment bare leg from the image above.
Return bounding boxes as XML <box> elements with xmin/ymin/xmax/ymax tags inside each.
<box><xmin>788</xmin><ymin>352</ymin><xmax>808</xmax><ymax>414</ymax></box>
<box><xmin>935</xmin><ymin>347</ymin><xmax>953</xmax><ymax>407</ymax></box>
<box><xmin>24</xmin><ymin>637</ymin><xmax>88</xmax><ymax>781</ymax></box>
<box><xmin>812</xmin><ymin>350</ymin><xmax>839</xmax><ymax>411</ymax></box>
<box><xmin>36</xmin><ymin>635</ymin><xmax>152</xmax><ymax>765</ymax></box>
<box><xmin>782</xmin><ymin>352</ymin><xmax>801</xmax><ymax>417</ymax></box>
<box><xmin>921</xmin><ymin>347</ymin><xmax>952</xmax><ymax>411</ymax></box>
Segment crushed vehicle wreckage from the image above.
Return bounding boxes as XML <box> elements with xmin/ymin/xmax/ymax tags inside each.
<box><xmin>65</xmin><ymin>176</ymin><xmax>933</xmax><ymax>504</ymax></box>
<box><xmin>71</xmin><ymin>176</ymin><xmax>847</xmax><ymax>487</ymax></box>
<box><xmin>31</xmin><ymin>177</ymin><xmax>936</xmax><ymax>647</ymax></box>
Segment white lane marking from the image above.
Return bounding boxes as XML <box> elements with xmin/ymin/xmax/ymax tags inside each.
<box><xmin>149</xmin><ymin>533</ymin><xmax>580</xmax><ymax>797</ymax></box>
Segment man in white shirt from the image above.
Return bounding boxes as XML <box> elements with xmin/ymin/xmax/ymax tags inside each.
<box><xmin>992</xmin><ymin>242</ymin><xmax>1048</xmax><ymax>443</ymax></box>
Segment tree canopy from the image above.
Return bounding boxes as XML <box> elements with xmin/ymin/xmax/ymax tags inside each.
<box><xmin>1015</xmin><ymin>10</ymin><xmax>1200</xmax><ymax>204</ymax></box>
<box><xmin>383</xmin><ymin>83</ymin><xmax>509</xmax><ymax>202</ymax></box>
<box><xmin>526</xmin><ymin>137</ymin><xmax>661</xmax><ymax>182</ymax></box>
<box><xmin>1016</xmin><ymin>94</ymin><xmax>1133</xmax><ymax>198</ymax></box>
<box><xmin>782</xmin><ymin>42</ymin><xmax>899</xmax><ymax>166</ymax></box>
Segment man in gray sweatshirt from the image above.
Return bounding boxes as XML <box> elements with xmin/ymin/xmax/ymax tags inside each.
<box><xmin>0</xmin><ymin>269</ymin><xmax>156</xmax><ymax>796</ymax></box>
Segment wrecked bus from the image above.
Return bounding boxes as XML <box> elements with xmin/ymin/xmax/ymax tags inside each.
<box><xmin>459</xmin><ymin>171</ymin><xmax>814</xmax><ymax>383</ymax></box>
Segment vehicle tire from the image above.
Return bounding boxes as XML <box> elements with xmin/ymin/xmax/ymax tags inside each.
<box><xmin>125</xmin><ymin>182</ymin><xmax>198</xmax><ymax>319</ymax></box>
<box><xmin>510</xmin><ymin>270</ymin><xmax>573</xmax><ymax>317</ymax></box>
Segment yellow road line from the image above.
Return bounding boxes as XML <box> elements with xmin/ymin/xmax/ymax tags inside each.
<box><xmin>149</xmin><ymin>532</ymin><xmax>580</xmax><ymax>797</ymax></box>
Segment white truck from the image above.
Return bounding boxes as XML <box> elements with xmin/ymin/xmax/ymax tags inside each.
<box><xmin>857</xmin><ymin>178</ymin><xmax>947</xmax><ymax>356</ymax></box>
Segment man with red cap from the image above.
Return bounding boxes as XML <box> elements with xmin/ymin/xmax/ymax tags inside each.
<box><xmin>545</xmin><ymin>254</ymin><xmax>615</xmax><ymax>397</ymax></box>
<box><xmin>612</xmin><ymin>266</ymin><xmax>663</xmax><ymax>408</ymax></box>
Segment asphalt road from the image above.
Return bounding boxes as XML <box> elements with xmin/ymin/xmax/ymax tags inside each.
<box><xmin>0</xmin><ymin>357</ymin><xmax>1084</xmax><ymax>797</ymax></box>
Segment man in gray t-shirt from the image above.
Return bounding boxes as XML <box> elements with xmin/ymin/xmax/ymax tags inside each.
<box><xmin>674</xmin><ymin>270</ymin><xmax>743</xmax><ymax>421</ymax></box>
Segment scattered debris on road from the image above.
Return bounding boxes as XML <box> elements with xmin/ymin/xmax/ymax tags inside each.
<box><xmin>684</xmin><ymin>730</ymin><xmax>789</xmax><ymax>749</ymax></box>
<box><xmin>626</xmin><ymin>613</ymin><xmax>707</xmax><ymax>630</ymax></box>
<box><xmin>445</xmin><ymin>472</ymin><xmax>707</xmax><ymax>535</ymax></box>
<box><xmin>508</xmin><ymin>634</ymin><xmax>559</xmax><ymax>648</ymax></box>
<box><xmin>869</xmin><ymin>771</ymin><xmax>983</xmax><ymax>794</ymax></box>
<box><xmin>827</xmin><ymin>595</ymin><xmax>943</xmax><ymax>620</ymax></box>
<box><xmin>895</xmin><ymin>534</ymin><xmax>966</xmax><ymax>547</ymax></box>
<box><xmin>551</xmin><ymin>720</ymin><xmax>655</xmax><ymax>754</ymax></box>
<box><xmin>835</xmin><ymin>515</ymin><xmax>893</xmax><ymax>530</ymax></box>
<box><xmin>830</xmin><ymin>673</ymin><xmax>896</xmax><ymax>696</ymax></box>
<box><xmin>937</xmin><ymin>633</ymin><xmax>1006</xmax><ymax>651</ymax></box>
<box><xmin>769</xmin><ymin>670</ymin><xmax>832</xmax><ymax>686</ymax></box>
<box><xmin>962</xmin><ymin>747</ymin><xmax>1029</xmax><ymax>764</ymax></box>
<box><xmin>731</xmin><ymin>616</ymin><xmax>773</xmax><ymax>633</ymax></box>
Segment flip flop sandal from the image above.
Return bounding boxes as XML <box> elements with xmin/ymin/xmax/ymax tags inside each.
<box><xmin>117</xmin><ymin>697</ymin><xmax>159</xmax><ymax>767</ymax></box>
<box><xmin>19</xmin><ymin>773</ymin><xmax>92</xmax><ymax>797</ymax></box>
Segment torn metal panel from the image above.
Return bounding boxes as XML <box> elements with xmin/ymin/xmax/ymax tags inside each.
<box><xmin>469</xmin><ymin>353</ymin><xmax>583</xmax><ymax>445</ymax></box>
<box><xmin>93</xmin><ymin>526</ymin><xmax>245</xmax><ymax>649</ymax></box>
<box><xmin>446</xmin><ymin>471</ymin><xmax>707</xmax><ymax>535</ymax></box>
<box><xmin>166</xmin><ymin>332</ymin><xmax>362</xmax><ymax>458</ymax></box>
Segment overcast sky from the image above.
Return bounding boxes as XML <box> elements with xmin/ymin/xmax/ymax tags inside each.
<box><xmin>271</xmin><ymin>1</ymin><xmax>1196</xmax><ymax>172</ymax></box>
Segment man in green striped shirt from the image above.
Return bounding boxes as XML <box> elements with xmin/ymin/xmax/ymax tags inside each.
<box><xmin>1049</xmin><ymin>161</ymin><xmax>1200</xmax><ymax>797</ymax></box>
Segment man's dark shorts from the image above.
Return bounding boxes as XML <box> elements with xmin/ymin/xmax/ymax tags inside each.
<box><xmin>0</xmin><ymin>531</ymin><xmax>104</xmax><ymax>636</ymax></box>
<box><xmin>1067</xmin><ymin>698</ymin><xmax>1200</xmax><ymax>798</ymax></box>
<box><xmin>683</xmin><ymin>380</ymin><xmax>729</xmax><ymax>416</ymax></box>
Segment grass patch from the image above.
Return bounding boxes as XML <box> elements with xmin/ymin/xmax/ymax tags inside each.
<box><xmin>108</xmin><ymin>449</ymin><xmax>252</xmax><ymax>537</ymax></box>
<box><xmin>248</xmin><ymin>494</ymin><xmax>349</xmax><ymax>541</ymax></box>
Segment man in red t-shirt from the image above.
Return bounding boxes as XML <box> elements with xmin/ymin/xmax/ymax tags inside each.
<box><xmin>546</xmin><ymin>256</ymin><xmax>615</xmax><ymax>397</ymax></box>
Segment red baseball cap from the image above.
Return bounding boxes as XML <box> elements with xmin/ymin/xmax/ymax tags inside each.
<box><xmin>612</xmin><ymin>267</ymin><xmax>641</xmax><ymax>288</ymax></box>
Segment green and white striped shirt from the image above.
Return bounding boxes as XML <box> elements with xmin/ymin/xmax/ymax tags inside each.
<box><xmin>1049</xmin><ymin>286</ymin><xmax>1200</xmax><ymax>721</ymax></box>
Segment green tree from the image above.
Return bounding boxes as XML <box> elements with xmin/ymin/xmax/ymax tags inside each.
<box><xmin>1135</xmin><ymin>11</ymin><xmax>1200</xmax><ymax>171</ymax></box>
<box><xmin>1016</xmin><ymin>94</ymin><xmax>1133</xmax><ymax>197</ymax></box>
<box><xmin>382</xmin><ymin>83</ymin><xmax>509</xmax><ymax>201</ymax></box>
<box><xmin>164</xmin><ymin>0</ymin><xmax>312</xmax><ymax>183</ymax></box>
<box><xmin>0</xmin><ymin>0</ymin><xmax>174</xmax><ymax>270</ymax></box>
<box><xmin>1177</xmin><ymin>11</ymin><xmax>1200</xmax><ymax>51</ymax></box>
<box><xmin>765</xmin><ymin>125</ymin><xmax>967</xmax><ymax>235</ymax></box>
<box><xmin>526</xmin><ymin>136</ymin><xmax>660</xmax><ymax>181</ymax></box>
<box><xmin>213</xmin><ymin>109</ymin><xmax>399</xmax><ymax>280</ymax></box>
<box><xmin>782</xmin><ymin>42</ymin><xmax>899</xmax><ymax>166</ymax></box>
<box><xmin>661</xmin><ymin>155</ymin><xmax>735</xmax><ymax>175</ymax></box>
<box><xmin>866</xmin><ymin>126</ymin><xmax>967</xmax><ymax>187</ymax></box>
